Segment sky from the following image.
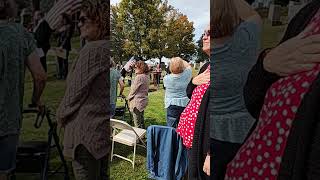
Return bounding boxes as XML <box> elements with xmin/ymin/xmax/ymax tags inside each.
<box><xmin>110</xmin><ymin>0</ymin><xmax>210</xmax><ymax>42</ymax></box>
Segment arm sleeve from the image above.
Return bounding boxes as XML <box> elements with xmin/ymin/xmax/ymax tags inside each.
<box><xmin>127</xmin><ymin>76</ymin><xmax>142</xmax><ymax>101</ymax></box>
<box><xmin>186</xmin><ymin>62</ymin><xmax>209</xmax><ymax>99</ymax></box>
<box><xmin>243</xmin><ymin>49</ymin><xmax>280</xmax><ymax>119</ymax></box>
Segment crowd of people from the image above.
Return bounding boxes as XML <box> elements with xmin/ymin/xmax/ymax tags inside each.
<box><xmin>111</xmin><ymin>0</ymin><xmax>320</xmax><ymax>180</ymax></box>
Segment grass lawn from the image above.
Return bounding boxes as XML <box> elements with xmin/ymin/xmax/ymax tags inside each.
<box><xmin>17</xmin><ymin>19</ymin><xmax>285</xmax><ymax>180</ymax></box>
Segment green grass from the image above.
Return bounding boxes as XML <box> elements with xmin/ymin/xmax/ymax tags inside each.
<box><xmin>18</xmin><ymin>19</ymin><xmax>285</xmax><ymax>180</ymax></box>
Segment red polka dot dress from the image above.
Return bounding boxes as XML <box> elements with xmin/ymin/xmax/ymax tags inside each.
<box><xmin>177</xmin><ymin>66</ymin><xmax>210</xmax><ymax>149</ymax></box>
<box><xmin>225</xmin><ymin>9</ymin><xmax>320</xmax><ymax>180</ymax></box>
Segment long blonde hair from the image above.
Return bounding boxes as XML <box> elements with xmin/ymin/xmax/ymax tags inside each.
<box><xmin>211</xmin><ymin>0</ymin><xmax>241</xmax><ymax>38</ymax></box>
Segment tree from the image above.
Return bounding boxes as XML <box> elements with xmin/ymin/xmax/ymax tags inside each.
<box><xmin>111</xmin><ymin>5</ymin><xmax>130</xmax><ymax>63</ymax></box>
<box><xmin>112</xmin><ymin>0</ymin><xmax>196</xmax><ymax>62</ymax></box>
<box><xmin>195</xmin><ymin>35</ymin><xmax>209</xmax><ymax>63</ymax></box>
<box><xmin>163</xmin><ymin>9</ymin><xmax>196</xmax><ymax>61</ymax></box>
<box><xmin>116</xmin><ymin>0</ymin><xmax>165</xmax><ymax>60</ymax></box>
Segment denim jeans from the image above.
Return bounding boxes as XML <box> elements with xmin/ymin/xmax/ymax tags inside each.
<box><xmin>110</xmin><ymin>104</ymin><xmax>116</xmax><ymax>118</ymax></box>
<box><xmin>210</xmin><ymin>138</ymin><xmax>241</xmax><ymax>180</ymax></box>
<box><xmin>0</xmin><ymin>134</ymin><xmax>19</xmax><ymax>173</ymax></box>
<box><xmin>166</xmin><ymin>105</ymin><xmax>185</xmax><ymax>128</ymax></box>
<box><xmin>147</xmin><ymin>125</ymin><xmax>188</xmax><ymax>180</ymax></box>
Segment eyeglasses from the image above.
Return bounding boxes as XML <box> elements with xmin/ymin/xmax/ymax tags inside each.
<box><xmin>79</xmin><ymin>16</ymin><xmax>89</xmax><ymax>24</ymax></box>
<box><xmin>202</xmin><ymin>30</ymin><xmax>210</xmax><ymax>37</ymax></box>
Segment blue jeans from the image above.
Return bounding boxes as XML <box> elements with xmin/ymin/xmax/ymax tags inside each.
<box><xmin>110</xmin><ymin>104</ymin><xmax>116</xmax><ymax>118</ymax></box>
<box><xmin>0</xmin><ymin>134</ymin><xmax>19</xmax><ymax>173</ymax></box>
<box><xmin>166</xmin><ymin>105</ymin><xmax>185</xmax><ymax>128</ymax></box>
<box><xmin>147</xmin><ymin>125</ymin><xmax>188</xmax><ymax>180</ymax></box>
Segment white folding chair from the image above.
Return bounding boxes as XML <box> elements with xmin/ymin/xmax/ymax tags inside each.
<box><xmin>110</xmin><ymin>119</ymin><xmax>146</xmax><ymax>169</ymax></box>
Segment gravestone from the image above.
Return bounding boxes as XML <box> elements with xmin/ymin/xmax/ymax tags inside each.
<box><xmin>268</xmin><ymin>4</ymin><xmax>282</xmax><ymax>26</ymax></box>
<box><xmin>288</xmin><ymin>1</ymin><xmax>304</xmax><ymax>23</ymax></box>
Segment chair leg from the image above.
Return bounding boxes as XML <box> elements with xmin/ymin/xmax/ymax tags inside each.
<box><xmin>133</xmin><ymin>143</ymin><xmax>136</xmax><ymax>169</ymax></box>
<box><xmin>111</xmin><ymin>139</ymin><xmax>115</xmax><ymax>162</ymax></box>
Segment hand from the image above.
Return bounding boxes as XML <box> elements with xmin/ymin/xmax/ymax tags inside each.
<box><xmin>203</xmin><ymin>154</ymin><xmax>210</xmax><ymax>176</ymax></box>
<box><xmin>263</xmin><ymin>29</ymin><xmax>320</xmax><ymax>76</ymax></box>
<box><xmin>192</xmin><ymin>69</ymin><xmax>210</xmax><ymax>86</ymax></box>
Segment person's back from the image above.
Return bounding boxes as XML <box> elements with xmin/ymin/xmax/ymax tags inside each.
<box><xmin>163</xmin><ymin>68</ymin><xmax>192</xmax><ymax>108</ymax></box>
<box><xmin>110</xmin><ymin>67</ymin><xmax>121</xmax><ymax>117</ymax></box>
<box><xmin>163</xmin><ymin>57</ymin><xmax>192</xmax><ymax>127</ymax></box>
<box><xmin>209</xmin><ymin>20</ymin><xmax>261</xmax><ymax>143</ymax></box>
<box><xmin>0</xmin><ymin>17</ymin><xmax>46</xmax><ymax>176</ymax></box>
<box><xmin>0</xmin><ymin>22</ymin><xmax>36</xmax><ymax>136</ymax></box>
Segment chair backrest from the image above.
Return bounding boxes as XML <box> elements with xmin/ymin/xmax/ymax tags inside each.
<box><xmin>110</xmin><ymin>119</ymin><xmax>146</xmax><ymax>147</ymax></box>
<box><xmin>110</xmin><ymin>119</ymin><xmax>133</xmax><ymax>131</ymax></box>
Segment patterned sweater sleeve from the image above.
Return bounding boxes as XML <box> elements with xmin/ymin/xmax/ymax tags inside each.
<box><xmin>57</xmin><ymin>42</ymin><xmax>109</xmax><ymax>125</ymax></box>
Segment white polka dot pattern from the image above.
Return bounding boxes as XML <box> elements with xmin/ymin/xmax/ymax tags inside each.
<box><xmin>176</xmin><ymin>66</ymin><xmax>210</xmax><ymax>148</ymax></box>
<box><xmin>224</xmin><ymin>9</ymin><xmax>320</xmax><ymax>180</ymax></box>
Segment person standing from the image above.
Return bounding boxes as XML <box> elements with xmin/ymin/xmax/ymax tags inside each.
<box><xmin>0</xmin><ymin>0</ymin><xmax>47</xmax><ymax>179</ymax></box>
<box><xmin>33</xmin><ymin>10</ymin><xmax>52</xmax><ymax>72</ymax></box>
<box><xmin>207</xmin><ymin>0</ymin><xmax>262</xmax><ymax>179</ymax></box>
<box><xmin>56</xmin><ymin>13</ymin><xmax>73</xmax><ymax>80</ymax></box>
<box><xmin>56</xmin><ymin>0</ymin><xmax>110</xmax><ymax>179</ymax></box>
<box><xmin>128</xmin><ymin>61</ymin><xmax>150</xmax><ymax>128</ymax></box>
<box><xmin>110</xmin><ymin>58</ymin><xmax>125</xmax><ymax>118</ymax></box>
<box><xmin>163</xmin><ymin>57</ymin><xmax>192</xmax><ymax>128</ymax></box>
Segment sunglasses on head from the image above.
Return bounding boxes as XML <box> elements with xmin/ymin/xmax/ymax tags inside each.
<box><xmin>79</xmin><ymin>16</ymin><xmax>89</xmax><ymax>24</ymax></box>
<box><xmin>203</xmin><ymin>30</ymin><xmax>210</xmax><ymax>37</ymax></box>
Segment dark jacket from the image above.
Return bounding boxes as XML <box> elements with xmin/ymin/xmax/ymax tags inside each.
<box><xmin>186</xmin><ymin>62</ymin><xmax>210</xmax><ymax>180</ymax></box>
<box><xmin>34</xmin><ymin>20</ymin><xmax>52</xmax><ymax>53</ymax></box>
<box><xmin>57</xmin><ymin>25</ymin><xmax>73</xmax><ymax>51</ymax></box>
<box><xmin>244</xmin><ymin>1</ymin><xmax>320</xmax><ymax>179</ymax></box>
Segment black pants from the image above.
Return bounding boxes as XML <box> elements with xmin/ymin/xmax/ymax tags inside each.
<box><xmin>57</xmin><ymin>50</ymin><xmax>69</xmax><ymax>79</ymax></box>
<box><xmin>210</xmin><ymin>138</ymin><xmax>241</xmax><ymax>180</ymax></box>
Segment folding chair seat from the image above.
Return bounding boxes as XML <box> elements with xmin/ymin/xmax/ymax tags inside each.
<box><xmin>110</xmin><ymin>119</ymin><xmax>146</xmax><ymax>169</ymax></box>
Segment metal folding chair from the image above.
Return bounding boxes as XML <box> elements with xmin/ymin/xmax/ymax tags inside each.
<box><xmin>16</xmin><ymin>107</ymin><xmax>69</xmax><ymax>180</ymax></box>
<box><xmin>110</xmin><ymin>119</ymin><xmax>146</xmax><ymax>169</ymax></box>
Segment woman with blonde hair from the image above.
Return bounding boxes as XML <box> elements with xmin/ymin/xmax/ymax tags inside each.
<box><xmin>207</xmin><ymin>0</ymin><xmax>262</xmax><ymax>179</ymax></box>
<box><xmin>163</xmin><ymin>57</ymin><xmax>192</xmax><ymax>128</ymax></box>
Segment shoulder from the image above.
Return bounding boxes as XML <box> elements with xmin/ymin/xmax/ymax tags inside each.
<box><xmin>184</xmin><ymin>68</ymin><xmax>192</xmax><ymax>75</ymax></box>
<box><xmin>80</xmin><ymin>40</ymin><xmax>109</xmax><ymax>58</ymax></box>
<box><xmin>163</xmin><ymin>74</ymin><xmax>172</xmax><ymax>83</ymax></box>
<box><xmin>235</xmin><ymin>21</ymin><xmax>261</xmax><ymax>40</ymax></box>
<box><xmin>5</xmin><ymin>23</ymin><xmax>25</xmax><ymax>34</ymax></box>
